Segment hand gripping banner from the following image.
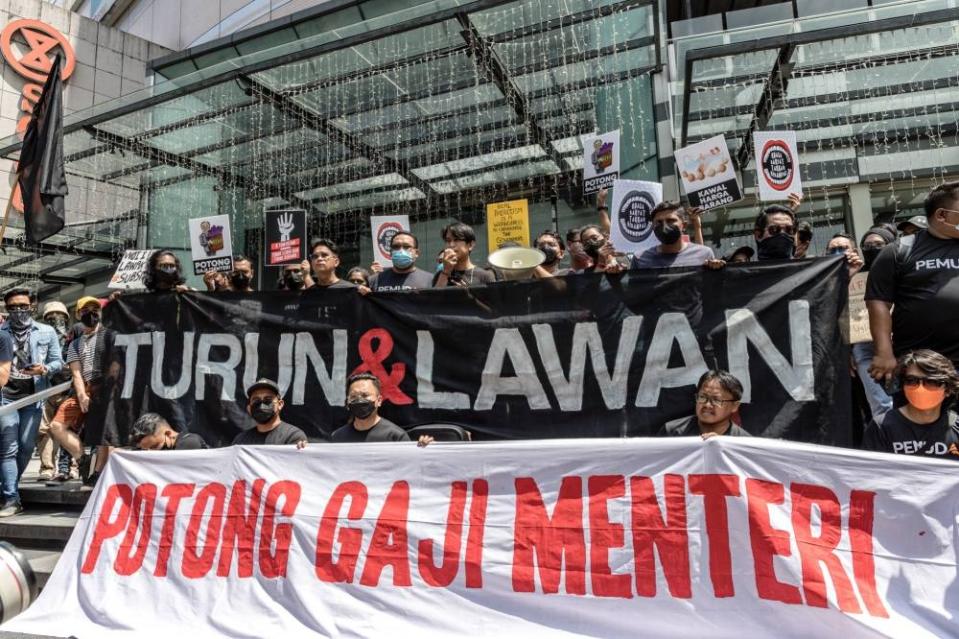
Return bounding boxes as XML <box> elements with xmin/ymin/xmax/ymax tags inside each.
<box><xmin>89</xmin><ymin>257</ymin><xmax>850</xmax><ymax>446</ymax></box>
<box><xmin>6</xmin><ymin>438</ymin><xmax>958</xmax><ymax>638</ymax></box>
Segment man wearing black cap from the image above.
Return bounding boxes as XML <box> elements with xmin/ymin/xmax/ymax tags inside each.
<box><xmin>722</xmin><ymin>246</ymin><xmax>754</xmax><ymax>264</ymax></box>
<box><xmin>896</xmin><ymin>215</ymin><xmax>928</xmax><ymax>237</ymax></box>
<box><xmin>232</xmin><ymin>379</ymin><xmax>308</xmax><ymax>447</ymax></box>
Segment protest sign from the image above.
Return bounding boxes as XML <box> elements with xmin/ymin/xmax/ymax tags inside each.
<box><xmin>676</xmin><ymin>135</ymin><xmax>742</xmax><ymax>210</ymax></box>
<box><xmin>371</xmin><ymin>215</ymin><xmax>411</xmax><ymax>267</ymax></box>
<box><xmin>847</xmin><ymin>271</ymin><xmax>872</xmax><ymax>344</ymax></box>
<box><xmin>754</xmin><ymin>130</ymin><xmax>802</xmax><ymax>201</ymax></box>
<box><xmin>264</xmin><ymin>209</ymin><xmax>306</xmax><ymax>266</ymax></box>
<box><xmin>608</xmin><ymin>179</ymin><xmax>663</xmax><ymax>255</ymax></box>
<box><xmin>486</xmin><ymin>199</ymin><xmax>530</xmax><ymax>250</ymax></box>
<box><xmin>581</xmin><ymin>129</ymin><xmax>620</xmax><ymax>195</ymax></box>
<box><xmin>91</xmin><ymin>257</ymin><xmax>850</xmax><ymax>447</ymax></box>
<box><xmin>107</xmin><ymin>249</ymin><xmax>157</xmax><ymax>291</ymax></box>
<box><xmin>188</xmin><ymin>214</ymin><xmax>233</xmax><ymax>276</ymax></box>
<box><xmin>8</xmin><ymin>437</ymin><xmax>958</xmax><ymax>638</ymax></box>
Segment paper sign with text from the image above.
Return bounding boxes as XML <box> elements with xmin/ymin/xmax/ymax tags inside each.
<box><xmin>7</xmin><ymin>438</ymin><xmax>958</xmax><ymax>638</ymax></box>
<box><xmin>676</xmin><ymin>135</ymin><xmax>742</xmax><ymax>210</ymax></box>
<box><xmin>581</xmin><ymin>129</ymin><xmax>620</xmax><ymax>195</ymax></box>
<box><xmin>847</xmin><ymin>271</ymin><xmax>872</xmax><ymax>344</ymax></box>
<box><xmin>188</xmin><ymin>214</ymin><xmax>233</xmax><ymax>276</ymax></box>
<box><xmin>371</xmin><ymin>215</ymin><xmax>411</xmax><ymax>268</ymax></box>
<box><xmin>608</xmin><ymin>179</ymin><xmax>663</xmax><ymax>255</ymax></box>
<box><xmin>486</xmin><ymin>199</ymin><xmax>530</xmax><ymax>251</ymax></box>
<box><xmin>754</xmin><ymin>130</ymin><xmax>802</xmax><ymax>201</ymax></box>
<box><xmin>108</xmin><ymin>249</ymin><xmax>157</xmax><ymax>290</ymax></box>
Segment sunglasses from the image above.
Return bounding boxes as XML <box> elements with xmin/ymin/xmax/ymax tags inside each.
<box><xmin>902</xmin><ymin>375</ymin><xmax>947</xmax><ymax>389</ymax></box>
<box><xmin>766</xmin><ymin>224</ymin><xmax>795</xmax><ymax>236</ymax></box>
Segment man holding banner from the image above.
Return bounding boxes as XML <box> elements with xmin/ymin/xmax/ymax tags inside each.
<box><xmin>631</xmin><ymin>202</ymin><xmax>719</xmax><ymax>269</ymax></box>
<box><xmin>367</xmin><ymin>231</ymin><xmax>433</xmax><ymax>292</ymax></box>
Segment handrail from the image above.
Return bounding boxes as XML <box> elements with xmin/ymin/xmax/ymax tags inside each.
<box><xmin>0</xmin><ymin>382</ymin><xmax>71</xmax><ymax>417</ymax></box>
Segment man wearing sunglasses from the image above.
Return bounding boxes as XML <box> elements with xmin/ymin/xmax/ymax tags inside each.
<box><xmin>862</xmin><ymin>350</ymin><xmax>959</xmax><ymax>459</ymax></box>
<box><xmin>659</xmin><ymin>370</ymin><xmax>751</xmax><ymax>439</ymax></box>
<box><xmin>866</xmin><ymin>182</ymin><xmax>959</xmax><ymax>383</ymax></box>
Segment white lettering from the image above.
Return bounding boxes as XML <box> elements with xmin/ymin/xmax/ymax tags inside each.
<box><xmin>416</xmin><ymin>330</ymin><xmax>470</xmax><ymax>409</ymax></box>
<box><xmin>292</xmin><ymin>331</ymin><xmax>347</xmax><ymax>406</ymax></box>
<box><xmin>635</xmin><ymin>313</ymin><xmax>708</xmax><ymax>407</ymax></box>
<box><xmin>150</xmin><ymin>331</ymin><xmax>194</xmax><ymax>400</ymax></box>
<box><xmin>115</xmin><ymin>333</ymin><xmax>151</xmax><ymax>399</ymax></box>
<box><xmin>242</xmin><ymin>333</ymin><xmax>294</xmax><ymax>398</ymax></box>
<box><xmin>474</xmin><ymin>328</ymin><xmax>550</xmax><ymax>411</ymax></box>
<box><xmin>194</xmin><ymin>334</ymin><xmax>242</xmax><ymax>400</ymax></box>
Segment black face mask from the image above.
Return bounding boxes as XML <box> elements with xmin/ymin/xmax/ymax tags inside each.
<box><xmin>539</xmin><ymin>245</ymin><xmax>559</xmax><ymax>265</ymax></box>
<box><xmin>582</xmin><ymin>237</ymin><xmax>605</xmax><ymax>259</ymax></box>
<box><xmin>231</xmin><ymin>272</ymin><xmax>251</xmax><ymax>289</ymax></box>
<box><xmin>284</xmin><ymin>272</ymin><xmax>305</xmax><ymax>290</ymax></box>
<box><xmin>861</xmin><ymin>246</ymin><xmax>882</xmax><ymax>270</ymax></box>
<box><xmin>757</xmin><ymin>233</ymin><xmax>795</xmax><ymax>261</ymax></box>
<box><xmin>347</xmin><ymin>398</ymin><xmax>376</xmax><ymax>420</ymax></box>
<box><xmin>250</xmin><ymin>400</ymin><xmax>277</xmax><ymax>424</ymax></box>
<box><xmin>155</xmin><ymin>264</ymin><xmax>180</xmax><ymax>287</ymax></box>
<box><xmin>653</xmin><ymin>222</ymin><xmax>682</xmax><ymax>245</ymax></box>
<box><xmin>80</xmin><ymin>312</ymin><xmax>100</xmax><ymax>328</ymax></box>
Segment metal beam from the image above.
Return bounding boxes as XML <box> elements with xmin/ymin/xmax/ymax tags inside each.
<box><xmin>736</xmin><ymin>43</ymin><xmax>795</xmax><ymax>169</ymax></box>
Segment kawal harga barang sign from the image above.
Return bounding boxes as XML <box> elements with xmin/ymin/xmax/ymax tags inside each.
<box><xmin>0</xmin><ymin>18</ymin><xmax>75</xmax><ymax>213</ymax></box>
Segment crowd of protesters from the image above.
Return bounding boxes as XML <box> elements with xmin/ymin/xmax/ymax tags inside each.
<box><xmin>0</xmin><ymin>181</ymin><xmax>956</xmax><ymax>517</ymax></box>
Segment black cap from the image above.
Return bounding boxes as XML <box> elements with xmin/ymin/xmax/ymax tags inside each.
<box><xmin>723</xmin><ymin>246</ymin><xmax>754</xmax><ymax>262</ymax></box>
<box><xmin>246</xmin><ymin>378</ymin><xmax>280</xmax><ymax>397</ymax></box>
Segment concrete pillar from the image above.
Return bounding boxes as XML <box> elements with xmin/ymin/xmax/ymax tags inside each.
<box><xmin>847</xmin><ymin>182</ymin><xmax>873</xmax><ymax>243</ymax></box>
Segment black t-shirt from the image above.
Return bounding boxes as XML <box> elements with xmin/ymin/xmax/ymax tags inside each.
<box><xmin>173</xmin><ymin>432</ymin><xmax>209</xmax><ymax>450</ymax></box>
<box><xmin>658</xmin><ymin>415</ymin><xmax>752</xmax><ymax>437</ymax></box>
<box><xmin>311</xmin><ymin>279</ymin><xmax>355</xmax><ymax>289</ymax></box>
<box><xmin>432</xmin><ymin>267</ymin><xmax>496</xmax><ymax>288</ymax></box>
<box><xmin>865</xmin><ymin>230</ymin><xmax>959</xmax><ymax>364</ymax></box>
<box><xmin>232</xmin><ymin>421</ymin><xmax>308</xmax><ymax>446</ymax></box>
<box><xmin>330</xmin><ymin>417</ymin><xmax>410</xmax><ymax>443</ymax></box>
<box><xmin>370</xmin><ymin>268</ymin><xmax>434</xmax><ymax>292</ymax></box>
<box><xmin>862</xmin><ymin>409</ymin><xmax>959</xmax><ymax>459</ymax></box>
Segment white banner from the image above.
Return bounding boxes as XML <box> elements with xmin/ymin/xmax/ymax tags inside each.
<box><xmin>188</xmin><ymin>214</ymin><xmax>234</xmax><ymax>276</ymax></box>
<box><xmin>371</xmin><ymin>214</ymin><xmax>410</xmax><ymax>267</ymax></box>
<box><xmin>609</xmin><ymin>178</ymin><xmax>663</xmax><ymax>256</ymax></box>
<box><xmin>754</xmin><ymin>130</ymin><xmax>802</xmax><ymax>201</ymax></box>
<box><xmin>581</xmin><ymin>129</ymin><xmax>620</xmax><ymax>195</ymax></box>
<box><xmin>6</xmin><ymin>438</ymin><xmax>958</xmax><ymax>638</ymax></box>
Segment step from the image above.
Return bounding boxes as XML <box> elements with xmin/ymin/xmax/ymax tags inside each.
<box><xmin>17</xmin><ymin>481</ymin><xmax>92</xmax><ymax>509</ymax></box>
<box><xmin>18</xmin><ymin>548</ymin><xmax>62</xmax><ymax>590</ymax></box>
<box><xmin>0</xmin><ymin>509</ymin><xmax>79</xmax><ymax>544</ymax></box>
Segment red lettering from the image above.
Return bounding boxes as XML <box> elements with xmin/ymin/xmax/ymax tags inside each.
<box><xmin>688</xmin><ymin>474</ymin><xmax>740</xmax><ymax>597</ymax></box>
<box><xmin>182</xmin><ymin>482</ymin><xmax>227</xmax><ymax>579</ymax></box>
<box><xmin>588</xmin><ymin>475</ymin><xmax>631</xmax><ymax>598</ymax></box>
<box><xmin>315</xmin><ymin>481</ymin><xmax>368</xmax><ymax>583</ymax></box>
<box><xmin>154</xmin><ymin>484</ymin><xmax>195</xmax><ymax>577</ymax></box>
<box><xmin>511</xmin><ymin>476</ymin><xmax>586</xmax><ymax>595</ymax></box>
<box><xmin>259</xmin><ymin>480</ymin><xmax>301</xmax><ymax>578</ymax></box>
<box><xmin>81</xmin><ymin>484</ymin><xmax>132</xmax><ymax>574</ymax></box>
<box><xmin>746</xmin><ymin>479</ymin><xmax>802</xmax><ymax>604</ymax></box>
<box><xmin>360</xmin><ymin>481</ymin><xmax>412</xmax><ymax>587</ymax></box>
<box><xmin>418</xmin><ymin>481</ymin><xmax>467</xmax><ymax>587</ymax></box>
<box><xmin>216</xmin><ymin>479</ymin><xmax>266</xmax><ymax>578</ymax></box>
<box><xmin>465</xmin><ymin>478</ymin><xmax>489</xmax><ymax>589</ymax></box>
<box><xmin>114</xmin><ymin>483</ymin><xmax>157</xmax><ymax>576</ymax></box>
<box><xmin>630</xmin><ymin>474</ymin><xmax>691</xmax><ymax>598</ymax></box>
<box><xmin>849</xmin><ymin>490</ymin><xmax>889</xmax><ymax>618</ymax></box>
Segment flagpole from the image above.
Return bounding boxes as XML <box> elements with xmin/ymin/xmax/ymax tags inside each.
<box><xmin>0</xmin><ymin>192</ymin><xmax>14</xmax><ymax>245</ymax></box>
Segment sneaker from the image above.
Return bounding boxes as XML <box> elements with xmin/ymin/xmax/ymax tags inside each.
<box><xmin>82</xmin><ymin>470</ymin><xmax>100</xmax><ymax>487</ymax></box>
<box><xmin>0</xmin><ymin>502</ymin><xmax>22</xmax><ymax>518</ymax></box>
<box><xmin>68</xmin><ymin>467</ymin><xmax>79</xmax><ymax>480</ymax></box>
<box><xmin>51</xmin><ymin>472</ymin><xmax>71</xmax><ymax>483</ymax></box>
<box><xmin>37</xmin><ymin>470</ymin><xmax>55</xmax><ymax>481</ymax></box>
<box><xmin>78</xmin><ymin>453</ymin><xmax>92</xmax><ymax>483</ymax></box>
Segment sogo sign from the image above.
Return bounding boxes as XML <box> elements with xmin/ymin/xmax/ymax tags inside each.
<box><xmin>0</xmin><ymin>19</ymin><xmax>75</xmax><ymax>212</ymax></box>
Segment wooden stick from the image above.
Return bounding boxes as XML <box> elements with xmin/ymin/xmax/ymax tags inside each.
<box><xmin>0</xmin><ymin>191</ymin><xmax>15</xmax><ymax>245</ymax></box>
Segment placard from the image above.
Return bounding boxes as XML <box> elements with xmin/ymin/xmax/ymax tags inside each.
<box><xmin>848</xmin><ymin>271</ymin><xmax>872</xmax><ymax>344</ymax></box>
<box><xmin>107</xmin><ymin>249</ymin><xmax>157</xmax><ymax>291</ymax></box>
<box><xmin>608</xmin><ymin>178</ymin><xmax>663</xmax><ymax>255</ymax></box>
<box><xmin>486</xmin><ymin>199</ymin><xmax>530</xmax><ymax>251</ymax></box>
<box><xmin>753</xmin><ymin>130</ymin><xmax>802</xmax><ymax>201</ymax></box>
<box><xmin>581</xmin><ymin>129</ymin><xmax>620</xmax><ymax>195</ymax></box>
<box><xmin>676</xmin><ymin>135</ymin><xmax>742</xmax><ymax>210</ymax></box>
<box><xmin>188</xmin><ymin>214</ymin><xmax>233</xmax><ymax>276</ymax></box>
<box><xmin>264</xmin><ymin>209</ymin><xmax>307</xmax><ymax>266</ymax></box>
<box><xmin>370</xmin><ymin>214</ymin><xmax>411</xmax><ymax>267</ymax></box>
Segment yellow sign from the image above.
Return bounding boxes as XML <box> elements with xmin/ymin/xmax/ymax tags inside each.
<box><xmin>486</xmin><ymin>198</ymin><xmax>530</xmax><ymax>251</ymax></box>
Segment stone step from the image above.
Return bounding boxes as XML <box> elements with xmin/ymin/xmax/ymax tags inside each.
<box><xmin>17</xmin><ymin>481</ymin><xmax>91</xmax><ymax>509</ymax></box>
<box><xmin>0</xmin><ymin>509</ymin><xmax>79</xmax><ymax>544</ymax></box>
<box><xmin>18</xmin><ymin>548</ymin><xmax>62</xmax><ymax>590</ymax></box>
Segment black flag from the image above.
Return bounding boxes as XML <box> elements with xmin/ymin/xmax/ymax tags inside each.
<box><xmin>18</xmin><ymin>53</ymin><xmax>67</xmax><ymax>244</ymax></box>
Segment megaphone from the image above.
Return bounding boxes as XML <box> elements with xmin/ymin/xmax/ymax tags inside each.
<box><xmin>487</xmin><ymin>247</ymin><xmax>545</xmax><ymax>281</ymax></box>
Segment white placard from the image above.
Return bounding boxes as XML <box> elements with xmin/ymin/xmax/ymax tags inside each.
<box><xmin>609</xmin><ymin>178</ymin><xmax>663</xmax><ymax>255</ymax></box>
<box><xmin>675</xmin><ymin>135</ymin><xmax>742</xmax><ymax>210</ymax></box>
<box><xmin>371</xmin><ymin>214</ymin><xmax>411</xmax><ymax>267</ymax></box>
<box><xmin>107</xmin><ymin>249</ymin><xmax>158</xmax><ymax>290</ymax></box>
<box><xmin>188</xmin><ymin>214</ymin><xmax>234</xmax><ymax>276</ymax></box>
<box><xmin>753</xmin><ymin>130</ymin><xmax>803</xmax><ymax>201</ymax></box>
<box><xmin>581</xmin><ymin>129</ymin><xmax>621</xmax><ymax>194</ymax></box>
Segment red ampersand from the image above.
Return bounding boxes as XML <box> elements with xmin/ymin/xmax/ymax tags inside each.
<box><xmin>351</xmin><ymin>328</ymin><xmax>413</xmax><ymax>405</ymax></box>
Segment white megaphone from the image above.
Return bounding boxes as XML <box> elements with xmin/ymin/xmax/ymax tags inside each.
<box><xmin>487</xmin><ymin>247</ymin><xmax>545</xmax><ymax>281</ymax></box>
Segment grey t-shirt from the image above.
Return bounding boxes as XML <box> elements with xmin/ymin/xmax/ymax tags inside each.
<box><xmin>370</xmin><ymin>268</ymin><xmax>434</xmax><ymax>292</ymax></box>
<box><xmin>632</xmin><ymin>242</ymin><xmax>715</xmax><ymax>269</ymax></box>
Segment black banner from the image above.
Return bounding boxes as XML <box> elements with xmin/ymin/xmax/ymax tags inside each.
<box><xmin>93</xmin><ymin>258</ymin><xmax>850</xmax><ymax>447</ymax></box>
